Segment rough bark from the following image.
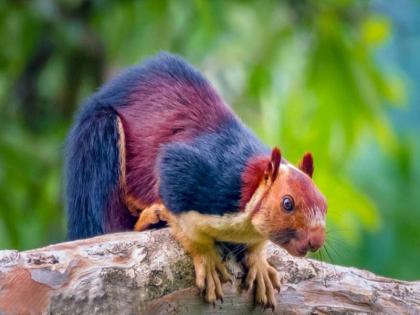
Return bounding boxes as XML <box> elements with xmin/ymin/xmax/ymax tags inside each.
<box><xmin>0</xmin><ymin>228</ymin><xmax>419</xmax><ymax>315</ymax></box>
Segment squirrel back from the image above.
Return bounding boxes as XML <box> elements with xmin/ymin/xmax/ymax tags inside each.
<box><xmin>65</xmin><ymin>53</ymin><xmax>268</xmax><ymax>239</ymax></box>
<box><xmin>114</xmin><ymin>53</ymin><xmax>263</xmax><ymax>209</ymax></box>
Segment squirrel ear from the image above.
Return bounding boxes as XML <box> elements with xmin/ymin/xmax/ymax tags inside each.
<box><xmin>299</xmin><ymin>152</ymin><xmax>314</xmax><ymax>178</ymax></box>
<box><xmin>264</xmin><ymin>147</ymin><xmax>281</xmax><ymax>181</ymax></box>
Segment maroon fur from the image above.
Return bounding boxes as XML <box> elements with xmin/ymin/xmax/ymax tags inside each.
<box><xmin>104</xmin><ymin>188</ymin><xmax>136</xmax><ymax>232</ymax></box>
<box><xmin>239</xmin><ymin>155</ymin><xmax>269</xmax><ymax>209</ymax></box>
<box><xmin>299</xmin><ymin>152</ymin><xmax>314</xmax><ymax>178</ymax></box>
<box><xmin>268</xmin><ymin>147</ymin><xmax>281</xmax><ymax>181</ymax></box>
<box><xmin>239</xmin><ymin>148</ymin><xmax>283</xmax><ymax>209</ymax></box>
<box><xmin>117</xmin><ymin>77</ymin><xmax>233</xmax><ymax>206</ymax></box>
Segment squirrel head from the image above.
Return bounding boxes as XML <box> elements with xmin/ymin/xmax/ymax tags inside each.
<box><xmin>244</xmin><ymin>148</ymin><xmax>327</xmax><ymax>257</ymax></box>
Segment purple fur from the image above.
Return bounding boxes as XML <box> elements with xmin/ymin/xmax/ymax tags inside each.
<box><xmin>116</xmin><ymin>53</ymin><xmax>234</xmax><ymax>205</ymax></box>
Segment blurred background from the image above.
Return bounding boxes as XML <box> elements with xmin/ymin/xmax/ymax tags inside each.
<box><xmin>0</xmin><ymin>0</ymin><xmax>419</xmax><ymax>280</ymax></box>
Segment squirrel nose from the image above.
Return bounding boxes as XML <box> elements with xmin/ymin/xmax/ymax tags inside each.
<box><xmin>307</xmin><ymin>227</ymin><xmax>325</xmax><ymax>252</ymax></box>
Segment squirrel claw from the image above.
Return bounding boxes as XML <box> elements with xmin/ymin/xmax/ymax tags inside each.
<box><xmin>193</xmin><ymin>253</ymin><xmax>231</xmax><ymax>305</ymax></box>
<box><xmin>241</xmin><ymin>282</ymin><xmax>250</xmax><ymax>292</ymax></box>
<box><xmin>245</xmin><ymin>258</ymin><xmax>280</xmax><ymax>310</ymax></box>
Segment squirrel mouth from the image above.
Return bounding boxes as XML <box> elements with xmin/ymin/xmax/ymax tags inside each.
<box><xmin>270</xmin><ymin>229</ymin><xmax>297</xmax><ymax>246</ymax></box>
<box><xmin>269</xmin><ymin>229</ymin><xmax>310</xmax><ymax>257</ymax></box>
<box><xmin>281</xmin><ymin>242</ymin><xmax>308</xmax><ymax>257</ymax></box>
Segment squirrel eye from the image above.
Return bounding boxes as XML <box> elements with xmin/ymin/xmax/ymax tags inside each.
<box><xmin>282</xmin><ymin>196</ymin><xmax>295</xmax><ymax>213</ymax></box>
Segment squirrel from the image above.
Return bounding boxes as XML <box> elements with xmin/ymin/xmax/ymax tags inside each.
<box><xmin>65</xmin><ymin>52</ymin><xmax>327</xmax><ymax>308</ymax></box>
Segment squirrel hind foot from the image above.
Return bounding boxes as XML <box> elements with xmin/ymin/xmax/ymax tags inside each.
<box><xmin>134</xmin><ymin>203</ymin><xmax>168</xmax><ymax>232</ymax></box>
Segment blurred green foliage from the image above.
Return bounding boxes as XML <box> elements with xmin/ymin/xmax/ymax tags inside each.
<box><xmin>0</xmin><ymin>0</ymin><xmax>419</xmax><ymax>280</ymax></box>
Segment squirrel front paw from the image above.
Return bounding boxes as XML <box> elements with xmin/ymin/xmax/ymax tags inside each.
<box><xmin>244</xmin><ymin>257</ymin><xmax>280</xmax><ymax>310</ymax></box>
<box><xmin>192</xmin><ymin>253</ymin><xmax>232</xmax><ymax>304</ymax></box>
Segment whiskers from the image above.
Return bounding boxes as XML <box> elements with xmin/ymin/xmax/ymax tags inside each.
<box><xmin>217</xmin><ymin>242</ymin><xmax>248</xmax><ymax>261</ymax></box>
<box><xmin>311</xmin><ymin>228</ymin><xmax>349</xmax><ymax>264</ymax></box>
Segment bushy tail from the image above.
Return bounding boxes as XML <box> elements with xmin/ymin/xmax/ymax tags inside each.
<box><xmin>65</xmin><ymin>103</ymin><xmax>135</xmax><ymax>240</ymax></box>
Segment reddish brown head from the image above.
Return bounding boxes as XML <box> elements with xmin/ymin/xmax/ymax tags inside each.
<box><xmin>247</xmin><ymin>147</ymin><xmax>327</xmax><ymax>257</ymax></box>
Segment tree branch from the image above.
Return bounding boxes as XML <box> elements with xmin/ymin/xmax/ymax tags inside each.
<box><xmin>0</xmin><ymin>228</ymin><xmax>419</xmax><ymax>314</ymax></box>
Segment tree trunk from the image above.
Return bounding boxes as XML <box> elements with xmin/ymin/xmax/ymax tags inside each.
<box><xmin>0</xmin><ymin>228</ymin><xmax>419</xmax><ymax>315</ymax></box>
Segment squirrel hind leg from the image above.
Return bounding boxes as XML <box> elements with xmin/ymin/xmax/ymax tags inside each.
<box><xmin>134</xmin><ymin>203</ymin><xmax>168</xmax><ymax>232</ymax></box>
<box><xmin>126</xmin><ymin>195</ymin><xmax>148</xmax><ymax>217</ymax></box>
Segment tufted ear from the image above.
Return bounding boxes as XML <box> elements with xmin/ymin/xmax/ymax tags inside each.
<box><xmin>264</xmin><ymin>147</ymin><xmax>281</xmax><ymax>182</ymax></box>
<box><xmin>299</xmin><ymin>152</ymin><xmax>314</xmax><ymax>178</ymax></box>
